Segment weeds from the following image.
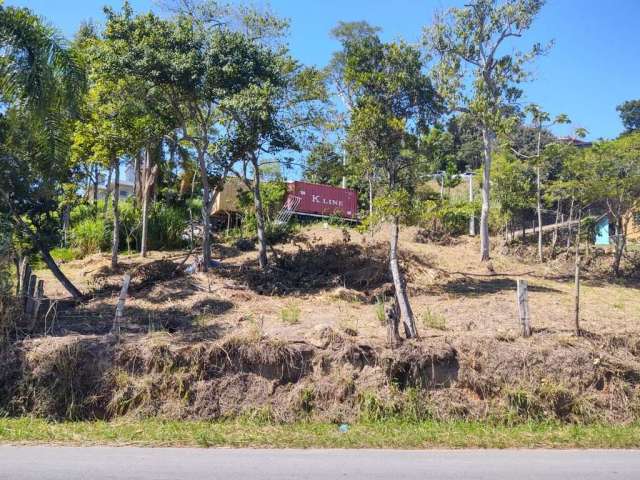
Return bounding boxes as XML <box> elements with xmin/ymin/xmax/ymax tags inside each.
<box><xmin>1</xmin><ymin>418</ymin><xmax>639</xmax><ymax>448</ymax></box>
<box><xmin>297</xmin><ymin>386</ymin><xmax>316</xmax><ymax>415</ymax></box>
<box><xmin>281</xmin><ymin>303</ymin><xmax>301</xmax><ymax>325</ymax></box>
<box><xmin>421</xmin><ymin>309</ymin><xmax>447</xmax><ymax>331</ymax></box>
<box><xmin>375</xmin><ymin>296</ymin><xmax>386</xmax><ymax>325</ymax></box>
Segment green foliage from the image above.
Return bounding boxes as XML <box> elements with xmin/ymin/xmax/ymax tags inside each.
<box><xmin>304</xmin><ymin>142</ymin><xmax>345</xmax><ymax>186</ymax></box>
<box><xmin>280</xmin><ymin>302</ymin><xmax>301</xmax><ymax>325</ymax></box>
<box><xmin>492</xmin><ymin>152</ymin><xmax>535</xmax><ymax>225</ymax></box>
<box><xmin>147</xmin><ymin>204</ymin><xmax>187</xmax><ymax>251</ymax></box>
<box><xmin>425</xmin><ymin>0</ymin><xmax>546</xmax><ymax>133</ymax></box>
<box><xmin>421</xmin><ymin>309</ymin><xmax>447</xmax><ymax>331</ymax></box>
<box><xmin>70</xmin><ymin>218</ymin><xmax>109</xmax><ymax>257</ymax></box>
<box><xmin>50</xmin><ymin>247</ymin><xmax>78</xmax><ymax>263</ymax></box>
<box><xmin>375</xmin><ymin>296</ymin><xmax>387</xmax><ymax>325</ymax></box>
<box><xmin>69</xmin><ymin>203</ymin><xmax>99</xmax><ymax>224</ymax></box>
<box><xmin>617</xmin><ymin>99</ymin><xmax>640</xmax><ymax>134</ymax></box>
<box><xmin>420</xmin><ymin>199</ymin><xmax>478</xmax><ymax>237</ymax></box>
<box><xmin>70</xmin><ymin>217</ymin><xmax>107</xmax><ymax>256</ymax></box>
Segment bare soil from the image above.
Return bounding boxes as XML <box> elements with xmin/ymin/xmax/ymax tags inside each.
<box><xmin>2</xmin><ymin>224</ymin><xmax>640</xmax><ymax>424</ymax></box>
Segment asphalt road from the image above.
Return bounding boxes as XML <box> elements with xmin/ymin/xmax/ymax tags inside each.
<box><xmin>0</xmin><ymin>447</ymin><xmax>639</xmax><ymax>479</ymax></box>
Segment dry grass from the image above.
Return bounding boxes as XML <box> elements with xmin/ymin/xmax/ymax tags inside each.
<box><xmin>6</xmin><ymin>224</ymin><xmax>637</xmax><ymax>426</ymax></box>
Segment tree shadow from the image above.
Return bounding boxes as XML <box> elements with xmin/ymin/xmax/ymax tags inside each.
<box><xmin>437</xmin><ymin>277</ymin><xmax>563</xmax><ymax>297</ymax></box>
<box><xmin>43</xmin><ymin>297</ymin><xmax>234</xmax><ymax>338</ymax></box>
<box><xmin>214</xmin><ymin>241</ymin><xmax>431</xmax><ymax>296</ymax></box>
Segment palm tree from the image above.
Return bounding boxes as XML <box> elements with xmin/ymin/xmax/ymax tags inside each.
<box><xmin>0</xmin><ymin>5</ymin><xmax>86</xmax><ymax>299</ymax></box>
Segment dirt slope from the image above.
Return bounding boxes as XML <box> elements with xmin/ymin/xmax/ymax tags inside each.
<box><xmin>3</xmin><ymin>224</ymin><xmax>639</xmax><ymax>423</ymax></box>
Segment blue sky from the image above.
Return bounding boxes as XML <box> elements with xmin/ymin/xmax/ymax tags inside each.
<box><xmin>10</xmin><ymin>0</ymin><xmax>640</xmax><ymax>140</ymax></box>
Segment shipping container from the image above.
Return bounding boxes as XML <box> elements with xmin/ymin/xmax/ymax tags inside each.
<box><xmin>285</xmin><ymin>181</ymin><xmax>357</xmax><ymax>220</ymax></box>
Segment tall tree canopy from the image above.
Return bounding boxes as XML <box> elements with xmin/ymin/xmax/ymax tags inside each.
<box><xmin>425</xmin><ymin>0</ymin><xmax>547</xmax><ymax>261</ymax></box>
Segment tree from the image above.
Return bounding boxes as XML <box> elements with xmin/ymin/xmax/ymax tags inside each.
<box><xmin>224</xmin><ymin>60</ymin><xmax>327</xmax><ymax>270</ymax></box>
<box><xmin>585</xmin><ymin>134</ymin><xmax>640</xmax><ymax>276</ymax></box>
<box><xmin>102</xmin><ymin>2</ymin><xmax>296</xmax><ymax>271</ymax></box>
<box><xmin>344</xmin><ymin>35</ymin><xmax>442</xmax><ymax>339</ymax></box>
<box><xmin>492</xmin><ymin>151</ymin><xmax>535</xmax><ymax>239</ymax></box>
<box><xmin>0</xmin><ymin>5</ymin><xmax>86</xmax><ymax>298</ymax></box>
<box><xmin>425</xmin><ymin>0</ymin><xmax>547</xmax><ymax>261</ymax></box>
<box><xmin>548</xmin><ymin>147</ymin><xmax>593</xmax><ymax>335</ymax></box>
<box><xmin>327</xmin><ymin>21</ymin><xmax>383</xmax><ymax>210</ymax></box>
<box><xmin>304</xmin><ymin>142</ymin><xmax>345</xmax><ymax>186</ymax></box>
<box><xmin>617</xmin><ymin>99</ymin><xmax>640</xmax><ymax>134</ymax></box>
<box><xmin>511</xmin><ymin>105</ymin><xmax>570</xmax><ymax>261</ymax></box>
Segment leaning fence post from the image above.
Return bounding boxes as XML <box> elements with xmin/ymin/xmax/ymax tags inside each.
<box><xmin>516</xmin><ymin>279</ymin><xmax>531</xmax><ymax>337</ymax></box>
<box><xmin>112</xmin><ymin>273</ymin><xmax>131</xmax><ymax>335</ymax></box>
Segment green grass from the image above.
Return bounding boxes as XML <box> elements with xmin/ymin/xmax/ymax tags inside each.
<box><xmin>421</xmin><ymin>309</ymin><xmax>447</xmax><ymax>331</ymax></box>
<box><xmin>0</xmin><ymin>418</ymin><xmax>638</xmax><ymax>448</ymax></box>
<box><xmin>280</xmin><ymin>302</ymin><xmax>301</xmax><ymax>325</ymax></box>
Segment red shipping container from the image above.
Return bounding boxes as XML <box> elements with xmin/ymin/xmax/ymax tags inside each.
<box><xmin>285</xmin><ymin>181</ymin><xmax>357</xmax><ymax>220</ymax></box>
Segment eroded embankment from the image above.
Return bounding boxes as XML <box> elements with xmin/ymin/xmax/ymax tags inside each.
<box><xmin>1</xmin><ymin>329</ymin><xmax>639</xmax><ymax>424</ymax></box>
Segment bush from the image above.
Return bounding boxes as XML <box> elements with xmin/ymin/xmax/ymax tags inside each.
<box><xmin>70</xmin><ymin>202</ymin><xmax>99</xmax><ymax>225</ymax></box>
<box><xmin>147</xmin><ymin>204</ymin><xmax>188</xmax><ymax>251</ymax></box>
<box><xmin>118</xmin><ymin>201</ymin><xmax>141</xmax><ymax>254</ymax></box>
<box><xmin>70</xmin><ymin>218</ymin><xmax>108</xmax><ymax>256</ymax></box>
<box><xmin>418</xmin><ymin>199</ymin><xmax>478</xmax><ymax>240</ymax></box>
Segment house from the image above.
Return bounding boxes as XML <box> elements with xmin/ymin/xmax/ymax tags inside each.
<box><xmin>593</xmin><ymin>212</ymin><xmax>640</xmax><ymax>246</ymax></box>
<box><xmin>95</xmin><ymin>182</ymin><xmax>135</xmax><ymax>201</ymax></box>
<box><xmin>210</xmin><ymin>177</ymin><xmax>250</xmax><ymax>215</ymax></box>
<box><xmin>557</xmin><ymin>136</ymin><xmax>593</xmax><ymax>148</ymax></box>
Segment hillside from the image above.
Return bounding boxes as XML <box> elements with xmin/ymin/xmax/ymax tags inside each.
<box><xmin>2</xmin><ymin>225</ymin><xmax>640</xmax><ymax>424</ymax></box>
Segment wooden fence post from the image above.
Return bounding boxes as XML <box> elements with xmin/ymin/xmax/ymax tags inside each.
<box><xmin>516</xmin><ymin>279</ymin><xmax>531</xmax><ymax>337</ymax></box>
<box><xmin>24</xmin><ymin>273</ymin><xmax>37</xmax><ymax>316</ymax></box>
<box><xmin>28</xmin><ymin>279</ymin><xmax>45</xmax><ymax>330</ymax></box>
<box><xmin>112</xmin><ymin>273</ymin><xmax>131</xmax><ymax>335</ymax></box>
<box><xmin>19</xmin><ymin>259</ymin><xmax>31</xmax><ymax>306</ymax></box>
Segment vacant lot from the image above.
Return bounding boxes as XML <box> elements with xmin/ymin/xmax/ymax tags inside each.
<box><xmin>2</xmin><ymin>225</ymin><xmax>639</xmax><ymax>430</ymax></box>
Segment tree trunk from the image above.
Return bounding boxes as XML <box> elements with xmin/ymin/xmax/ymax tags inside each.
<box><xmin>368</xmin><ymin>174</ymin><xmax>373</xmax><ymax>217</ymax></box>
<box><xmin>197</xmin><ymin>148</ymin><xmax>212</xmax><ymax>272</ymax></box>
<box><xmin>536</xmin><ymin>165</ymin><xmax>543</xmax><ymax>262</ymax></box>
<box><xmin>551</xmin><ymin>200</ymin><xmax>561</xmax><ymax>258</ymax></box>
<box><xmin>479</xmin><ymin>126</ymin><xmax>493</xmax><ymax>262</ymax></box>
<box><xmin>251</xmin><ymin>157</ymin><xmax>268</xmax><ymax>270</ymax></box>
<box><xmin>133</xmin><ymin>150</ymin><xmax>141</xmax><ymax>205</ymax></box>
<box><xmin>140</xmin><ymin>148</ymin><xmax>156</xmax><ymax>258</ymax></box>
<box><xmin>92</xmin><ymin>164</ymin><xmax>99</xmax><ymax>204</ymax></box>
<box><xmin>574</xmin><ymin>209</ymin><xmax>582</xmax><ymax>336</ymax></box>
<box><xmin>39</xmin><ymin>243</ymin><xmax>82</xmax><ymax>299</ymax></box>
<box><xmin>566</xmin><ymin>198</ymin><xmax>574</xmax><ymax>250</ymax></box>
<box><xmin>612</xmin><ymin>217</ymin><xmax>626</xmax><ymax>277</ymax></box>
<box><xmin>389</xmin><ymin>217</ymin><xmax>417</xmax><ymax>338</ymax></box>
<box><xmin>111</xmin><ymin>157</ymin><xmax>120</xmax><ymax>269</ymax></box>
<box><xmin>61</xmin><ymin>205</ymin><xmax>70</xmax><ymax>247</ymax></box>
<box><xmin>103</xmin><ymin>166</ymin><xmax>113</xmax><ymax>214</ymax></box>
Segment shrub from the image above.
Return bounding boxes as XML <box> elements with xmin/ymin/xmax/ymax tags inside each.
<box><xmin>118</xmin><ymin>201</ymin><xmax>141</xmax><ymax>254</ymax></box>
<box><xmin>147</xmin><ymin>204</ymin><xmax>188</xmax><ymax>250</ymax></box>
<box><xmin>70</xmin><ymin>218</ymin><xmax>108</xmax><ymax>256</ymax></box>
<box><xmin>70</xmin><ymin>202</ymin><xmax>98</xmax><ymax>225</ymax></box>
